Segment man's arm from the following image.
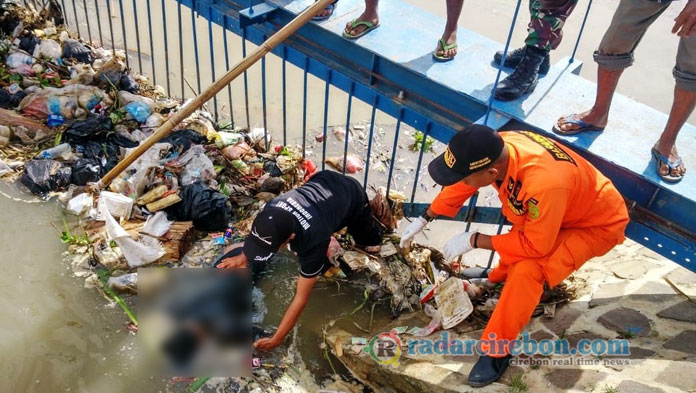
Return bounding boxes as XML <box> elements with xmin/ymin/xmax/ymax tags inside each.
<box><xmin>254</xmin><ymin>275</ymin><xmax>318</xmax><ymax>350</ymax></box>
<box><xmin>429</xmin><ymin>182</ymin><xmax>479</xmax><ymax>217</ymax></box>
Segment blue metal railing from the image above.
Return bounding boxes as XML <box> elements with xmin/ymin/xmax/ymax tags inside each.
<box><xmin>41</xmin><ymin>0</ymin><xmax>696</xmax><ymax>271</ymax></box>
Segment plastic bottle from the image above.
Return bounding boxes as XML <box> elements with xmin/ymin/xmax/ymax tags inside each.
<box><xmin>38</xmin><ymin>143</ymin><xmax>71</xmax><ymax>159</ymax></box>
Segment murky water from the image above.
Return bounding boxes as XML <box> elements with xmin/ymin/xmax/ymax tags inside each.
<box><xmin>0</xmin><ymin>0</ymin><xmax>687</xmax><ymax>391</ymax></box>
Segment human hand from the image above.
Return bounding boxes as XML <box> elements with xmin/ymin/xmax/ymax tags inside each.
<box><xmin>673</xmin><ymin>0</ymin><xmax>696</xmax><ymax>37</ymax></box>
<box><xmin>443</xmin><ymin>231</ymin><xmax>476</xmax><ymax>261</ymax></box>
<box><xmin>253</xmin><ymin>335</ymin><xmax>281</xmax><ymax>351</ymax></box>
<box><xmin>399</xmin><ymin>216</ymin><xmax>428</xmax><ymax>248</ymax></box>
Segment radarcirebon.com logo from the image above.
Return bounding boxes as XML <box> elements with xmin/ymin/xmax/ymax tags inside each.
<box><xmin>364</xmin><ymin>330</ymin><xmax>402</xmax><ymax>367</ymax></box>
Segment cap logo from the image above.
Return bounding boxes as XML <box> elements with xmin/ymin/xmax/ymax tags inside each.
<box><xmin>469</xmin><ymin>157</ymin><xmax>491</xmax><ymax>170</ymax></box>
<box><xmin>254</xmin><ymin>252</ymin><xmax>274</xmax><ymax>262</ymax></box>
<box><xmin>444</xmin><ymin>147</ymin><xmax>456</xmax><ymax>168</ymax></box>
<box><xmin>251</xmin><ymin>227</ymin><xmax>272</xmax><ymax>245</ymax></box>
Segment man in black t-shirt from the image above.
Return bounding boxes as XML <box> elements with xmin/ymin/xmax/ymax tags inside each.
<box><xmin>217</xmin><ymin>171</ymin><xmax>382</xmax><ymax>350</ymax></box>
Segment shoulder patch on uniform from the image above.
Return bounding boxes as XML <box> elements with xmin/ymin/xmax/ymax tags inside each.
<box><xmin>518</xmin><ymin>131</ymin><xmax>577</xmax><ymax>166</ymax></box>
<box><xmin>527</xmin><ymin>198</ymin><xmax>540</xmax><ymax>220</ymax></box>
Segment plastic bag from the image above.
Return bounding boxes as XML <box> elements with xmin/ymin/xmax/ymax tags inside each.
<box><xmin>0</xmin><ymin>158</ymin><xmax>13</xmax><ymax>176</ymax></box>
<box><xmin>6</xmin><ymin>52</ymin><xmax>34</xmax><ymax>68</ymax></box>
<box><xmin>66</xmin><ymin>192</ymin><xmax>93</xmax><ymax>215</ymax></box>
<box><xmin>71</xmin><ymin>157</ymin><xmax>101</xmax><ymax>185</ymax></box>
<box><xmin>125</xmin><ymin>101</ymin><xmax>151</xmax><ymax>123</ymax></box>
<box><xmin>100</xmin><ymin>202</ymin><xmax>164</xmax><ymax>267</ymax></box>
<box><xmin>119</xmin><ymin>74</ymin><xmax>138</xmax><ymax>93</ymax></box>
<box><xmin>121</xmin><ymin>143</ymin><xmax>170</xmax><ymax>198</ymax></box>
<box><xmin>18</xmin><ymin>33</ymin><xmax>40</xmax><ymax>54</ymax></box>
<box><xmin>62</xmin><ymin>39</ymin><xmax>94</xmax><ymax>64</ymax></box>
<box><xmin>20</xmin><ymin>160</ymin><xmax>72</xmax><ymax>195</ymax></box>
<box><xmin>165</xmin><ymin>182</ymin><xmax>231</xmax><ymax>231</ymax></box>
<box><xmin>408</xmin><ymin>304</ymin><xmax>442</xmax><ymax>337</ymax></box>
<box><xmin>0</xmin><ymin>89</ymin><xmax>10</xmax><ymax>109</ymax></box>
<box><xmin>18</xmin><ymin>84</ymin><xmax>112</xmax><ymax>120</ymax></box>
<box><xmin>142</xmin><ymin>211</ymin><xmax>173</xmax><ymax>237</ymax></box>
<box><xmin>107</xmin><ymin>272</ymin><xmax>138</xmax><ymax>294</ymax></box>
<box><xmin>324</xmin><ymin>154</ymin><xmax>365</xmax><ymax>173</ymax></box>
<box><xmin>161</xmin><ymin>129</ymin><xmax>205</xmax><ymax>152</ymax></box>
<box><xmin>221</xmin><ymin>142</ymin><xmax>255</xmax><ymax>160</ymax></box>
<box><xmin>178</xmin><ymin>145</ymin><xmax>216</xmax><ymax>185</ymax></box>
<box><xmin>118</xmin><ymin>91</ymin><xmax>156</xmax><ymax>110</ymax></box>
<box><xmin>35</xmin><ymin>39</ymin><xmax>61</xmax><ymax>59</ymax></box>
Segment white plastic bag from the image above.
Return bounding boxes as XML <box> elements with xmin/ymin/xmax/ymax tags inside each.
<box><xmin>66</xmin><ymin>192</ymin><xmax>93</xmax><ymax>215</ymax></box>
<box><xmin>100</xmin><ymin>202</ymin><xmax>164</xmax><ymax>267</ymax></box>
<box><xmin>178</xmin><ymin>145</ymin><xmax>216</xmax><ymax>185</ymax></box>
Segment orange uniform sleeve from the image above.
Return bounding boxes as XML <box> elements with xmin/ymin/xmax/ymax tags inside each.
<box><xmin>491</xmin><ymin>187</ymin><xmax>571</xmax><ymax>259</ymax></box>
<box><xmin>429</xmin><ymin>182</ymin><xmax>478</xmax><ymax>218</ymax></box>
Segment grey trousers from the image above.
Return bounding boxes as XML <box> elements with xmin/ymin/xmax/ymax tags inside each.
<box><xmin>593</xmin><ymin>0</ymin><xmax>696</xmax><ymax>92</ymax></box>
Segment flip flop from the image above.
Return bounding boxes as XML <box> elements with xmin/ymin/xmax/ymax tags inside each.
<box><xmin>433</xmin><ymin>38</ymin><xmax>458</xmax><ymax>62</ymax></box>
<box><xmin>312</xmin><ymin>1</ymin><xmax>337</xmax><ymax>21</ymax></box>
<box><xmin>651</xmin><ymin>147</ymin><xmax>685</xmax><ymax>183</ymax></box>
<box><xmin>552</xmin><ymin>113</ymin><xmax>605</xmax><ymax>136</ymax></box>
<box><xmin>342</xmin><ymin>19</ymin><xmax>379</xmax><ymax>39</ymax></box>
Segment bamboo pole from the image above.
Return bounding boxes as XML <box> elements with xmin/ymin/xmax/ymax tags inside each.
<box><xmin>96</xmin><ymin>0</ymin><xmax>335</xmax><ymax>189</ymax></box>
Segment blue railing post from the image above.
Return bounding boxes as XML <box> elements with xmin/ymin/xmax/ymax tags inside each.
<box><xmin>363</xmin><ymin>95</ymin><xmax>378</xmax><ymax>190</ymax></box>
<box><xmin>409</xmin><ymin>122</ymin><xmax>432</xmax><ymax>215</ymax></box>
<box><xmin>386</xmin><ymin>108</ymin><xmax>404</xmax><ymax>197</ymax></box>
<box><xmin>570</xmin><ymin>0</ymin><xmax>593</xmax><ymax>64</ymax></box>
<box><xmin>321</xmin><ymin>70</ymin><xmax>332</xmax><ymax>170</ymax></box>
<box><xmin>342</xmin><ymin>82</ymin><xmax>354</xmax><ymax>175</ymax></box>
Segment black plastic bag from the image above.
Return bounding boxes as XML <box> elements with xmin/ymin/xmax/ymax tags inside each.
<box><xmin>119</xmin><ymin>74</ymin><xmax>138</xmax><ymax>93</ymax></box>
<box><xmin>0</xmin><ymin>89</ymin><xmax>10</xmax><ymax>109</ymax></box>
<box><xmin>161</xmin><ymin>129</ymin><xmax>205</xmax><ymax>153</ymax></box>
<box><xmin>263</xmin><ymin>160</ymin><xmax>283</xmax><ymax>177</ymax></box>
<box><xmin>71</xmin><ymin>158</ymin><xmax>101</xmax><ymax>185</ymax></box>
<box><xmin>62</xmin><ymin>39</ymin><xmax>94</xmax><ymax>64</ymax></box>
<box><xmin>165</xmin><ymin>182</ymin><xmax>231</xmax><ymax>231</ymax></box>
<box><xmin>9</xmin><ymin>90</ymin><xmax>26</xmax><ymax>108</ymax></box>
<box><xmin>63</xmin><ymin>115</ymin><xmax>113</xmax><ymax>145</ymax></box>
<box><xmin>21</xmin><ymin>160</ymin><xmax>72</xmax><ymax>195</ymax></box>
<box><xmin>18</xmin><ymin>33</ymin><xmax>39</xmax><ymax>54</ymax></box>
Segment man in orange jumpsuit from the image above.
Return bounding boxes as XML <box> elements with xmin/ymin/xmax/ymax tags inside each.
<box><xmin>399</xmin><ymin>124</ymin><xmax>629</xmax><ymax>387</ymax></box>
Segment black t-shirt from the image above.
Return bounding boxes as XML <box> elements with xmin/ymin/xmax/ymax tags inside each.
<box><xmin>266</xmin><ymin>171</ymin><xmax>367</xmax><ymax>278</ymax></box>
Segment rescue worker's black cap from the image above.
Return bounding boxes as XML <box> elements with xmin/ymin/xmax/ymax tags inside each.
<box><xmin>243</xmin><ymin>207</ymin><xmax>295</xmax><ymax>263</ymax></box>
<box><xmin>428</xmin><ymin>125</ymin><xmax>504</xmax><ymax>186</ymax></box>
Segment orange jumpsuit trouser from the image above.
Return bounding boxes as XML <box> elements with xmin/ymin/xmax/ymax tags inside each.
<box><xmin>481</xmin><ymin>219</ymin><xmax>628</xmax><ymax>357</ymax></box>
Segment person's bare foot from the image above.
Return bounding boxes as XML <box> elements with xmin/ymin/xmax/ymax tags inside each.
<box><xmin>653</xmin><ymin>142</ymin><xmax>686</xmax><ymax>179</ymax></box>
<box><xmin>345</xmin><ymin>11</ymin><xmax>378</xmax><ymax>36</ymax></box>
<box><xmin>315</xmin><ymin>4</ymin><xmax>334</xmax><ymax>19</ymax></box>
<box><xmin>435</xmin><ymin>30</ymin><xmax>457</xmax><ymax>59</ymax></box>
<box><xmin>555</xmin><ymin>108</ymin><xmax>608</xmax><ymax>133</ymax></box>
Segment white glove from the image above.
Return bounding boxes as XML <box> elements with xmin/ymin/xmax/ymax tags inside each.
<box><xmin>443</xmin><ymin>231</ymin><xmax>476</xmax><ymax>261</ymax></box>
<box><xmin>399</xmin><ymin>216</ymin><xmax>428</xmax><ymax>248</ymax></box>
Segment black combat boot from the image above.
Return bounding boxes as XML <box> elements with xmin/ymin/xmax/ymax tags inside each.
<box><xmin>494</xmin><ymin>46</ymin><xmax>548</xmax><ymax>101</ymax></box>
<box><xmin>468</xmin><ymin>355</ymin><xmax>512</xmax><ymax>387</ymax></box>
<box><xmin>493</xmin><ymin>46</ymin><xmax>550</xmax><ymax>75</ymax></box>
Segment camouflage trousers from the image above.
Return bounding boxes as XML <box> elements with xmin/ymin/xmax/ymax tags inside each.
<box><xmin>525</xmin><ymin>0</ymin><xmax>579</xmax><ymax>51</ymax></box>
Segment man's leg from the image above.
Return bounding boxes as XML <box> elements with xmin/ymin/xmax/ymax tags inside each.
<box><xmin>652</xmin><ymin>34</ymin><xmax>696</xmax><ymax>180</ymax></box>
<box><xmin>345</xmin><ymin>0</ymin><xmax>379</xmax><ymax>37</ymax></box>
<box><xmin>555</xmin><ymin>0</ymin><xmax>670</xmax><ymax>133</ymax></box>
<box><xmin>434</xmin><ymin>0</ymin><xmax>465</xmax><ymax>60</ymax></box>
<box><xmin>469</xmin><ymin>224</ymin><xmax>626</xmax><ymax>387</ymax></box>
<box><xmin>494</xmin><ymin>0</ymin><xmax>578</xmax><ymax>101</ymax></box>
